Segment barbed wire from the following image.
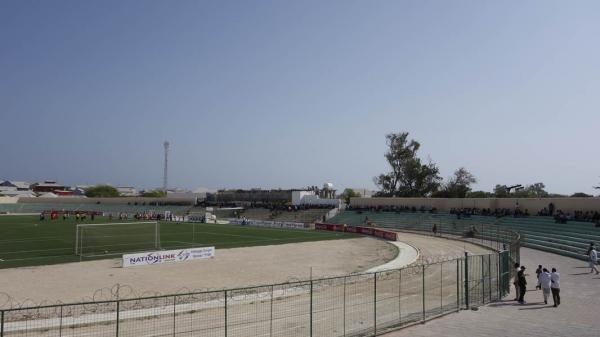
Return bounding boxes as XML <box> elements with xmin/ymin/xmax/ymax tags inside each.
<box><xmin>0</xmin><ymin>251</ymin><xmax>473</xmax><ymax>315</ymax></box>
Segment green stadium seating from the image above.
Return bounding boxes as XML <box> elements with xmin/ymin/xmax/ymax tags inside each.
<box><xmin>328</xmin><ymin>211</ymin><xmax>600</xmax><ymax>260</ymax></box>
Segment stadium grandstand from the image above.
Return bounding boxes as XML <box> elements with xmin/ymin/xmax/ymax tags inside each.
<box><xmin>328</xmin><ymin>197</ymin><xmax>600</xmax><ymax>261</ymax></box>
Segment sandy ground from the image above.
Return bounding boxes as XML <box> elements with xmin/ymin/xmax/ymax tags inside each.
<box><xmin>0</xmin><ymin>237</ymin><xmax>397</xmax><ymax>306</ymax></box>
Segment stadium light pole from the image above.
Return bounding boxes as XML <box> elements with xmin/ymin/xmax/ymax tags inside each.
<box><xmin>163</xmin><ymin>141</ymin><xmax>170</xmax><ymax>193</ymax></box>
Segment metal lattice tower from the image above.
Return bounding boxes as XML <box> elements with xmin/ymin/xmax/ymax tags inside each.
<box><xmin>163</xmin><ymin>141</ymin><xmax>170</xmax><ymax>192</ymax></box>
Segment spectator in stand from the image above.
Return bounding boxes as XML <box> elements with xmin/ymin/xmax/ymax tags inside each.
<box><xmin>548</xmin><ymin>202</ymin><xmax>555</xmax><ymax>216</ymax></box>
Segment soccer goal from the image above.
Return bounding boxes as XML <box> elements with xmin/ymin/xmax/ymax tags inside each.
<box><xmin>75</xmin><ymin>221</ymin><xmax>160</xmax><ymax>257</ymax></box>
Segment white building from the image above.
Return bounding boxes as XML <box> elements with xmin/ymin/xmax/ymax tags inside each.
<box><xmin>349</xmin><ymin>188</ymin><xmax>374</xmax><ymax>198</ymax></box>
<box><xmin>291</xmin><ymin>190</ymin><xmax>341</xmax><ymax>207</ymax></box>
<box><xmin>117</xmin><ymin>187</ymin><xmax>139</xmax><ymax>197</ymax></box>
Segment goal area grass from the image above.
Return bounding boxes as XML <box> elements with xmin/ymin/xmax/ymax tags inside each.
<box><xmin>0</xmin><ymin>215</ymin><xmax>358</xmax><ymax>269</ymax></box>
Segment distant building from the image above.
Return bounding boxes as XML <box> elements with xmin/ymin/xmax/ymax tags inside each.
<box><xmin>117</xmin><ymin>186</ymin><xmax>139</xmax><ymax>197</ymax></box>
<box><xmin>38</xmin><ymin>192</ymin><xmax>58</xmax><ymax>198</ymax></box>
<box><xmin>31</xmin><ymin>181</ymin><xmax>68</xmax><ymax>193</ymax></box>
<box><xmin>70</xmin><ymin>187</ymin><xmax>87</xmax><ymax>196</ymax></box>
<box><xmin>0</xmin><ymin>181</ymin><xmax>31</xmax><ymax>191</ymax></box>
<box><xmin>0</xmin><ymin>190</ymin><xmax>36</xmax><ymax>198</ymax></box>
<box><xmin>349</xmin><ymin>188</ymin><xmax>374</xmax><ymax>198</ymax></box>
<box><xmin>54</xmin><ymin>190</ymin><xmax>74</xmax><ymax>197</ymax></box>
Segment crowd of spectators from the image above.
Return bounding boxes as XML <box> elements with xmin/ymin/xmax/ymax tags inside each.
<box><xmin>347</xmin><ymin>205</ymin><xmax>438</xmax><ymax>214</ymax></box>
<box><xmin>349</xmin><ymin>203</ymin><xmax>600</xmax><ymax>226</ymax></box>
<box><xmin>450</xmin><ymin>207</ymin><xmax>530</xmax><ymax>218</ymax></box>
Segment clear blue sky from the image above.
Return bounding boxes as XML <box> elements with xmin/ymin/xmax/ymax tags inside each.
<box><xmin>1</xmin><ymin>1</ymin><xmax>599</xmax><ymax>194</ymax></box>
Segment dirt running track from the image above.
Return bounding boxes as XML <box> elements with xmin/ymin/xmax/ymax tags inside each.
<box><xmin>1</xmin><ymin>233</ymin><xmax>493</xmax><ymax>337</ymax></box>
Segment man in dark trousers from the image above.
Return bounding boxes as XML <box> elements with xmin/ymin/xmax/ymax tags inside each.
<box><xmin>517</xmin><ymin>266</ymin><xmax>527</xmax><ymax>304</ymax></box>
<box><xmin>550</xmin><ymin>267</ymin><xmax>561</xmax><ymax>307</ymax></box>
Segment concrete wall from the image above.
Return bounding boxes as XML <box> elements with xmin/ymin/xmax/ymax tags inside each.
<box><xmin>16</xmin><ymin>197</ymin><xmax>195</xmax><ymax>205</ymax></box>
<box><xmin>349</xmin><ymin>197</ymin><xmax>600</xmax><ymax>212</ymax></box>
<box><xmin>0</xmin><ymin>196</ymin><xmax>19</xmax><ymax>204</ymax></box>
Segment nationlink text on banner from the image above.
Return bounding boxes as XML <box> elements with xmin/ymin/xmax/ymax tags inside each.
<box><xmin>123</xmin><ymin>247</ymin><xmax>215</xmax><ymax>267</ymax></box>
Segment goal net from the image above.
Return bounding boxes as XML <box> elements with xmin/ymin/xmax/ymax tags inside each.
<box><xmin>75</xmin><ymin>221</ymin><xmax>160</xmax><ymax>257</ymax></box>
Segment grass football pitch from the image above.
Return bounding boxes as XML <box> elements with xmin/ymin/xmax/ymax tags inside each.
<box><xmin>0</xmin><ymin>215</ymin><xmax>357</xmax><ymax>269</ymax></box>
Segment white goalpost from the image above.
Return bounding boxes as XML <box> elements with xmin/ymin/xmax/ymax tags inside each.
<box><xmin>75</xmin><ymin>221</ymin><xmax>160</xmax><ymax>257</ymax></box>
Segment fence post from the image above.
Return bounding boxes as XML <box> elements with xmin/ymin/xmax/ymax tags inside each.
<box><xmin>270</xmin><ymin>285</ymin><xmax>274</xmax><ymax>337</ymax></box>
<box><xmin>440</xmin><ymin>263</ymin><xmax>443</xmax><ymax>313</ymax></box>
<box><xmin>224</xmin><ymin>290</ymin><xmax>228</xmax><ymax>337</ymax></box>
<box><xmin>1</xmin><ymin>310</ymin><xmax>4</xmax><ymax>337</ymax></box>
<box><xmin>422</xmin><ymin>264</ymin><xmax>426</xmax><ymax>322</ymax></box>
<box><xmin>464</xmin><ymin>252</ymin><xmax>469</xmax><ymax>309</ymax></box>
<box><xmin>398</xmin><ymin>269</ymin><xmax>402</xmax><ymax>323</ymax></box>
<box><xmin>373</xmin><ymin>273</ymin><xmax>377</xmax><ymax>335</ymax></box>
<box><xmin>456</xmin><ymin>259</ymin><xmax>460</xmax><ymax>310</ymax></box>
<box><xmin>59</xmin><ymin>305</ymin><xmax>63</xmax><ymax>337</ymax></box>
<box><xmin>343</xmin><ymin>277</ymin><xmax>347</xmax><ymax>337</ymax></box>
<box><xmin>310</xmin><ymin>280</ymin><xmax>313</xmax><ymax>337</ymax></box>
<box><xmin>481</xmin><ymin>255</ymin><xmax>485</xmax><ymax>304</ymax></box>
<box><xmin>116</xmin><ymin>300</ymin><xmax>120</xmax><ymax>337</ymax></box>
<box><xmin>488</xmin><ymin>254</ymin><xmax>492</xmax><ymax>302</ymax></box>
<box><xmin>173</xmin><ymin>295</ymin><xmax>177</xmax><ymax>337</ymax></box>
<box><xmin>497</xmin><ymin>253</ymin><xmax>501</xmax><ymax>299</ymax></box>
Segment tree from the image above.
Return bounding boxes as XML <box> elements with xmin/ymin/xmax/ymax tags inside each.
<box><xmin>512</xmin><ymin>183</ymin><xmax>549</xmax><ymax>198</ymax></box>
<box><xmin>435</xmin><ymin>167</ymin><xmax>477</xmax><ymax>198</ymax></box>
<box><xmin>373</xmin><ymin>132</ymin><xmax>442</xmax><ymax>197</ymax></box>
<box><xmin>340</xmin><ymin>188</ymin><xmax>360</xmax><ymax>205</ymax></box>
<box><xmin>493</xmin><ymin>185</ymin><xmax>509</xmax><ymax>198</ymax></box>
<box><xmin>85</xmin><ymin>185</ymin><xmax>119</xmax><ymax>198</ymax></box>
<box><xmin>571</xmin><ymin>192</ymin><xmax>592</xmax><ymax>198</ymax></box>
<box><xmin>494</xmin><ymin>182</ymin><xmax>549</xmax><ymax>198</ymax></box>
<box><xmin>466</xmin><ymin>190</ymin><xmax>493</xmax><ymax>198</ymax></box>
<box><xmin>141</xmin><ymin>190</ymin><xmax>167</xmax><ymax>197</ymax></box>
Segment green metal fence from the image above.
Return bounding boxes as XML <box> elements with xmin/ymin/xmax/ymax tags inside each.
<box><xmin>0</xmin><ymin>223</ymin><xmax>519</xmax><ymax>337</ymax></box>
<box><xmin>0</xmin><ymin>255</ymin><xmax>514</xmax><ymax>337</ymax></box>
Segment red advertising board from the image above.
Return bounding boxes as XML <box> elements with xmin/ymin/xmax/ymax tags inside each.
<box><xmin>315</xmin><ymin>223</ymin><xmax>397</xmax><ymax>241</ymax></box>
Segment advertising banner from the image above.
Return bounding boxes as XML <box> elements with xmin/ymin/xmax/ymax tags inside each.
<box><xmin>228</xmin><ymin>218</ymin><xmax>308</xmax><ymax>230</ymax></box>
<box><xmin>314</xmin><ymin>223</ymin><xmax>397</xmax><ymax>241</ymax></box>
<box><xmin>123</xmin><ymin>247</ymin><xmax>215</xmax><ymax>268</ymax></box>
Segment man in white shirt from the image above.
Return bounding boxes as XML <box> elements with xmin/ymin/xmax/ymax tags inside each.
<box><xmin>539</xmin><ymin>268</ymin><xmax>552</xmax><ymax>304</ymax></box>
<box><xmin>550</xmin><ymin>268</ymin><xmax>560</xmax><ymax>307</ymax></box>
<box><xmin>589</xmin><ymin>248</ymin><xmax>599</xmax><ymax>275</ymax></box>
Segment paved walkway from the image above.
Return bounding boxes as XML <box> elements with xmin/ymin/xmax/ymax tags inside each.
<box><xmin>384</xmin><ymin>247</ymin><xmax>600</xmax><ymax>337</ymax></box>
<box><xmin>366</xmin><ymin>240</ymin><xmax>419</xmax><ymax>273</ymax></box>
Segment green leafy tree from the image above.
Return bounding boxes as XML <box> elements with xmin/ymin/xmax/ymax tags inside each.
<box><xmin>494</xmin><ymin>182</ymin><xmax>549</xmax><ymax>198</ymax></box>
<box><xmin>340</xmin><ymin>188</ymin><xmax>360</xmax><ymax>205</ymax></box>
<box><xmin>373</xmin><ymin>132</ymin><xmax>442</xmax><ymax>197</ymax></box>
<box><xmin>435</xmin><ymin>167</ymin><xmax>477</xmax><ymax>198</ymax></box>
<box><xmin>466</xmin><ymin>190</ymin><xmax>493</xmax><ymax>198</ymax></box>
<box><xmin>512</xmin><ymin>182</ymin><xmax>549</xmax><ymax>198</ymax></box>
<box><xmin>493</xmin><ymin>185</ymin><xmax>509</xmax><ymax>198</ymax></box>
<box><xmin>141</xmin><ymin>190</ymin><xmax>167</xmax><ymax>197</ymax></box>
<box><xmin>85</xmin><ymin>185</ymin><xmax>120</xmax><ymax>198</ymax></box>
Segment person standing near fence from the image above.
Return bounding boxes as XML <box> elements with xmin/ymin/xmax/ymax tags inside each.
<box><xmin>550</xmin><ymin>268</ymin><xmax>560</xmax><ymax>307</ymax></box>
<box><xmin>513</xmin><ymin>262</ymin><xmax>521</xmax><ymax>301</ymax></box>
<box><xmin>589</xmin><ymin>247</ymin><xmax>599</xmax><ymax>275</ymax></box>
<box><xmin>517</xmin><ymin>266</ymin><xmax>527</xmax><ymax>304</ymax></box>
<box><xmin>539</xmin><ymin>268</ymin><xmax>552</xmax><ymax>304</ymax></box>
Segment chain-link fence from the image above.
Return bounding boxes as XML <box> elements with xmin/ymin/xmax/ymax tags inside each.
<box><xmin>0</xmin><ymin>223</ymin><xmax>519</xmax><ymax>337</ymax></box>
<box><xmin>0</xmin><ymin>256</ymin><xmax>514</xmax><ymax>337</ymax></box>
